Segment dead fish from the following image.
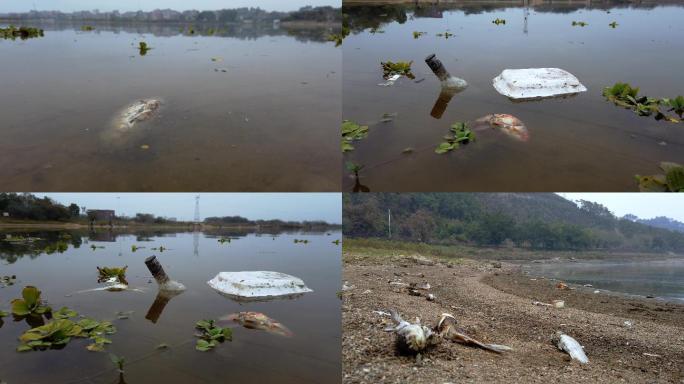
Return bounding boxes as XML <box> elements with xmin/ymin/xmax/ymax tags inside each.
<box><xmin>385</xmin><ymin>309</ymin><xmax>438</xmax><ymax>353</ymax></box>
<box><xmin>473</xmin><ymin>114</ymin><xmax>529</xmax><ymax>142</ymax></box>
<box><xmin>436</xmin><ymin>313</ymin><xmax>512</xmax><ymax>354</ymax></box>
<box><xmin>118</xmin><ymin>99</ymin><xmax>161</xmax><ymax>130</ymax></box>
<box><xmin>73</xmin><ymin>284</ymin><xmax>144</xmax><ymax>294</ymax></box>
<box><xmin>553</xmin><ymin>332</ymin><xmax>589</xmax><ymax>364</ymax></box>
<box><xmin>221</xmin><ymin>311</ymin><xmax>293</xmax><ymax>337</ymax></box>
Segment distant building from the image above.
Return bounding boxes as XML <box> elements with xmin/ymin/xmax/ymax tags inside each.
<box><xmin>87</xmin><ymin>209</ymin><xmax>115</xmax><ymax>223</ymax></box>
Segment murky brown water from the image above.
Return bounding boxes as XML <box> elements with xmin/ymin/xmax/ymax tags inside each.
<box><xmin>342</xmin><ymin>1</ymin><xmax>684</xmax><ymax>192</ymax></box>
<box><xmin>0</xmin><ymin>22</ymin><xmax>341</xmax><ymax>191</ymax></box>
<box><xmin>0</xmin><ymin>229</ymin><xmax>341</xmax><ymax>383</ymax></box>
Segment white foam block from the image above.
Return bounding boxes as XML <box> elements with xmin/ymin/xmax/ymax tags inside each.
<box><xmin>207</xmin><ymin>271</ymin><xmax>313</xmax><ymax>298</ymax></box>
<box><xmin>493</xmin><ymin>68</ymin><xmax>587</xmax><ymax>100</ymax></box>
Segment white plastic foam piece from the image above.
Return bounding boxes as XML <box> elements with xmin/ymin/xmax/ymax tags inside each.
<box><xmin>492</xmin><ymin>68</ymin><xmax>587</xmax><ymax>100</ymax></box>
<box><xmin>207</xmin><ymin>271</ymin><xmax>313</xmax><ymax>299</ymax></box>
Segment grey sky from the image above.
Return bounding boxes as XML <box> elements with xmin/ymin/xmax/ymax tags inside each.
<box><xmin>40</xmin><ymin>193</ymin><xmax>341</xmax><ymax>223</ymax></box>
<box><xmin>558</xmin><ymin>193</ymin><xmax>684</xmax><ymax>222</ymax></box>
<box><xmin>0</xmin><ymin>0</ymin><xmax>339</xmax><ymax>13</ymax></box>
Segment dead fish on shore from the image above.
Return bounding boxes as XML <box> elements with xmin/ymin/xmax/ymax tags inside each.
<box><xmin>220</xmin><ymin>311</ymin><xmax>293</xmax><ymax>337</ymax></box>
<box><xmin>473</xmin><ymin>114</ymin><xmax>529</xmax><ymax>142</ymax></box>
<box><xmin>385</xmin><ymin>309</ymin><xmax>439</xmax><ymax>353</ymax></box>
<box><xmin>553</xmin><ymin>331</ymin><xmax>589</xmax><ymax>364</ymax></box>
<box><xmin>117</xmin><ymin>99</ymin><xmax>161</xmax><ymax>130</ymax></box>
<box><xmin>436</xmin><ymin>313</ymin><xmax>512</xmax><ymax>354</ymax></box>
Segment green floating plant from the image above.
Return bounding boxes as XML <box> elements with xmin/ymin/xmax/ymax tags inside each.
<box><xmin>17</xmin><ymin>314</ymin><xmax>117</xmax><ymax>352</ymax></box>
<box><xmin>603</xmin><ymin>83</ymin><xmax>682</xmax><ymax>123</ymax></box>
<box><xmin>636</xmin><ymin>162</ymin><xmax>684</xmax><ymax>192</ymax></box>
<box><xmin>436</xmin><ymin>31</ymin><xmax>454</xmax><ymax>39</ymax></box>
<box><xmin>0</xmin><ymin>25</ymin><xmax>44</xmax><ymax>40</ymax></box>
<box><xmin>341</xmin><ymin>120</ymin><xmax>369</xmax><ymax>153</ymax></box>
<box><xmin>572</xmin><ymin>21</ymin><xmax>588</xmax><ymax>27</ymax></box>
<box><xmin>91</xmin><ymin>244</ymin><xmax>105</xmax><ymax>250</ymax></box>
<box><xmin>81</xmin><ymin>25</ymin><xmax>95</xmax><ymax>31</ymax></box>
<box><xmin>53</xmin><ymin>307</ymin><xmax>78</xmax><ymax>320</ymax></box>
<box><xmin>11</xmin><ymin>286</ymin><xmax>51</xmax><ymax>317</ymax></box>
<box><xmin>151</xmin><ymin>246</ymin><xmax>166</xmax><ymax>252</ymax></box>
<box><xmin>609</xmin><ymin>21</ymin><xmax>618</xmax><ymax>28</ymax></box>
<box><xmin>294</xmin><ymin>239</ymin><xmax>309</xmax><ymax>244</ymax></box>
<box><xmin>435</xmin><ymin>122</ymin><xmax>475</xmax><ymax>154</ymax></box>
<box><xmin>413</xmin><ymin>31</ymin><xmax>426</xmax><ymax>39</ymax></box>
<box><xmin>195</xmin><ymin>320</ymin><xmax>232</xmax><ymax>352</ymax></box>
<box><xmin>97</xmin><ymin>266</ymin><xmax>128</xmax><ymax>284</ymax></box>
<box><xmin>380</xmin><ymin>61</ymin><xmax>415</xmax><ymax>80</ymax></box>
<box><xmin>138</xmin><ymin>41</ymin><xmax>151</xmax><ymax>56</ymax></box>
<box><xmin>332</xmin><ymin>239</ymin><xmax>341</xmax><ymax>245</ymax></box>
<box><xmin>131</xmin><ymin>245</ymin><xmax>145</xmax><ymax>252</ymax></box>
<box><xmin>218</xmin><ymin>238</ymin><xmax>231</xmax><ymax>244</ymax></box>
<box><xmin>492</xmin><ymin>18</ymin><xmax>506</xmax><ymax>25</ymax></box>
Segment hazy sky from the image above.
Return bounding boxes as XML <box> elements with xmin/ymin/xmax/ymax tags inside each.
<box><xmin>0</xmin><ymin>0</ymin><xmax>339</xmax><ymax>13</ymax></box>
<box><xmin>558</xmin><ymin>193</ymin><xmax>684</xmax><ymax>222</ymax></box>
<box><xmin>40</xmin><ymin>193</ymin><xmax>341</xmax><ymax>223</ymax></box>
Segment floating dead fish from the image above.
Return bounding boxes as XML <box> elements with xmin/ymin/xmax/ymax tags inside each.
<box><xmin>378</xmin><ymin>74</ymin><xmax>401</xmax><ymax>87</ymax></box>
<box><xmin>118</xmin><ymin>99</ymin><xmax>161</xmax><ymax>130</ymax></box>
<box><xmin>553</xmin><ymin>332</ymin><xmax>589</xmax><ymax>364</ymax></box>
<box><xmin>73</xmin><ymin>283</ymin><xmax>144</xmax><ymax>294</ymax></box>
<box><xmin>385</xmin><ymin>309</ymin><xmax>438</xmax><ymax>353</ymax></box>
<box><xmin>436</xmin><ymin>313</ymin><xmax>512</xmax><ymax>354</ymax></box>
<box><xmin>474</xmin><ymin>114</ymin><xmax>529</xmax><ymax>142</ymax></box>
<box><xmin>221</xmin><ymin>311</ymin><xmax>293</xmax><ymax>337</ymax></box>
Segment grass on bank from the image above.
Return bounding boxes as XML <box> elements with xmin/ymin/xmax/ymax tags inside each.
<box><xmin>343</xmin><ymin>237</ymin><xmax>673</xmax><ymax>262</ymax></box>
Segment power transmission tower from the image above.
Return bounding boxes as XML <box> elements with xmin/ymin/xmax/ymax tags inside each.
<box><xmin>194</xmin><ymin>195</ymin><xmax>201</xmax><ymax>227</ymax></box>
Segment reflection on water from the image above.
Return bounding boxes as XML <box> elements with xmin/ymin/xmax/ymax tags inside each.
<box><xmin>342</xmin><ymin>1</ymin><xmax>684</xmax><ymax>191</ymax></box>
<box><xmin>0</xmin><ymin>22</ymin><xmax>340</xmax><ymax>192</ymax></box>
<box><xmin>0</xmin><ymin>229</ymin><xmax>341</xmax><ymax>383</ymax></box>
<box><xmin>524</xmin><ymin>258</ymin><xmax>684</xmax><ymax>302</ymax></box>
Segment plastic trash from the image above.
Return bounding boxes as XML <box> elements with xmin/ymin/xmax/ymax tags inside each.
<box><xmin>493</xmin><ymin>68</ymin><xmax>587</xmax><ymax>100</ymax></box>
<box><xmin>207</xmin><ymin>271</ymin><xmax>313</xmax><ymax>301</ymax></box>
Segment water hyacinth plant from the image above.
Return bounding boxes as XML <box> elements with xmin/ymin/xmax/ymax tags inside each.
<box><xmin>603</xmin><ymin>83</ymin><xmax>682</xmax><ymax>123</ymax></box>
<box><xmin>194</xmin><ymin>320</ymin><xmax>232</xmax><ymax>352</ymax></box>
<box><xmin>17</xmin><ymin>315</ymin><xmax>117</xmax><ymax>352</ymax></box>
<box><xmin>380</xmin><ymin>61</ymin><xmax>415</xmax><ymax>80</ymax></box>
<box><xmin>97</xmin><ymin>266</ymin><xmax>128</xmax><ymax>284</ymax></box>
<box><xmin>138</xmin><ymin>41</ymin><xmax>151</xmax><ymax>56</ymax></box>
<box><xmin>435</xmin><ymin>122</ymin><xmax>475</xmax><ymax>154</ymax></box>
<box><xmin>11</xmin><ymin>286</ymin><xmax>51</xmax><ymax>317</ymax></box>
<box><xmin>0</xmin><ymin>25</ymin><xmax>44</xmax><ymax>40</ymax></box>
<box><xmin>492</xmin><ymin>18</ymin><xmax>506</xmax><ymax>25</ymax></box>
<box><xmin>636</xmin><ymin>162</ymin><xmax>684</xmax><ymax>192</ymax></box>
<box><xmin>341</xmin><ymin>120</ymin><xmax>369</xmax><ymax>152</ymax></box>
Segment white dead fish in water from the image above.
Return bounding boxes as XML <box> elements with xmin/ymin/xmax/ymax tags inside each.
<box><xmin>384</xmin><ymin>309</ymin><xmax>438</xmax><ymax>353</ymax></box>
<box><xmin>474</xmin><ymin>114</ymin><xmax>529</xmax><ymax>142</ymax></box>
<box><xmin>72</xmin><ymin>283</ymin><xmax>144</xmax><ymax>294</ymax></box>
<box><xmin>118</xmin><ymin>99</ymin><xmax>161</xmax><ymax>130</ymax></box>
<box><xmin>553</xmin><ymin>332</ymin><xmax>589</xmax><ymax>364</ymax></box>
<box><xmin>220</xmin><ymin>311</ymin><xmax>293</xmax><ymax>337</ymax></box>
<box><xmin>436</xmin><ymin>313</ymin><xmax>512</xmax><ymax>354</ymax></box>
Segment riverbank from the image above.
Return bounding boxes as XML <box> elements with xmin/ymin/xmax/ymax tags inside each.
<box><xmin>342</xmin><ymin>249</ymin><xmax>684</xmax><ymax>383</ymax></box>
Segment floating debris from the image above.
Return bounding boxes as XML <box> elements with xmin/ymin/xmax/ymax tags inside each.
<box><xmin>553</xmin><ymin>332</ymin><xmax>589</xmax><ymax>363</ymax></box>
<box><xmin>473</xmin><ymin>114</ymin><xmax>529</xmax><ymax>142</ymax></box>
<box><xmin>207</xmin><ymin>271</ymin><xmax>312</xmax><ymax>301</ymax></box>
<box><xmin>145</xmin><ymin>256</ymin><xmax>186</xmax><ymax>291</ymax></box>
<box><xmin>492</xmin><ymin>18</ymin><xmax>506</xmax><ymax>25</ymax></box>
<box><xmin>413</xmin><ymin>31</ymin><xmax>427</xmax><ymax>39</ymax></box>
<box><xmin>381</xmin><ymin>61</ymin><xmax>415</xmax><ymax>80</ymax></box>
<box><xmin>1</xmin><ymin>275</ymin><xmax>16</xmax><ymax>288</ymax></box>
<box><xmin>436</xmin><ymin>31</ymin><xmax>454</xmax><ymax>39</ymax></box>
<box><xmin>97</xmin><ymin>266</ymin><xmax>128</xmax><ymax>284</ymax></box>
<box><xmin>425</xmin><ymin>54</ymin><xmax>468</xmax><ymax>91</ymax></box>
<box><xmin>221</xmin><ymin>312</ymin><xmax>293</xmax><ymax>337</ymax></box>
<box><xmin>493</xmin><ymin>68</ymin><xmax>587</xmax><ymax>100</ymax></box>
<box><xmin>572</xmin><ymin>21</ymin><xmax>588</xmax><ymax>27</ymax></box>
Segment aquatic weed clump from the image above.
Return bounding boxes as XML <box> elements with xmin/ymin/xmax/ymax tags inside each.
<box><xmin>603</xmin><ymin>83</ymin><xmax>682</xmax><ymax>123</ymax></box>
<box><xmin>0</xmin><ymin>25</ymin><xmax>44</xmax><ymax>40</ymax></box>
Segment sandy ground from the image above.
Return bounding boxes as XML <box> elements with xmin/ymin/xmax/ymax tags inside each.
<box><xmin>342</xmin><ymin>251</ymin><xmax>684</xmax><ymax>383</ymax></box>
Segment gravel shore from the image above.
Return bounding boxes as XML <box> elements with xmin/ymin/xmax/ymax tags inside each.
<box><xmin>342</xmin><ymin>251</ymin><xmax>684</xmax><ymax>383</ymax></box>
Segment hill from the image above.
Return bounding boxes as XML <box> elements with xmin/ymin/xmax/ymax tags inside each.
<box><xmin>343</xmin><ymin>193</ymin><xmax>684</xmax><ymax>252</ymax></box>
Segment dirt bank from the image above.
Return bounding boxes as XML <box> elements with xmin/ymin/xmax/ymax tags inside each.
<box><xmin>342</xmin><ymin>251</ymin><xmax>684</xmax><ymax>383</ymax></box>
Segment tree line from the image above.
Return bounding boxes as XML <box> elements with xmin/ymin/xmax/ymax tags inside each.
<box><xmin>343</xmin><ymin>193</ymin><xmax>684</xmax><ymax>252</ymax></box>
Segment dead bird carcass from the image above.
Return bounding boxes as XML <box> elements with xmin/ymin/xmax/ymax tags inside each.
<box><xmin>473</xmin><ymin>114</ymin><xmax>529</xmax><ymax>142</ymax></box>
<box><xmin>207</xmin><ymin>271</ymin><xmax>313</xmax><ymax>302</ymax></box>
<box><xmin>103</xmin><ymin>98</ymin><xmax>162</xmax><ymax>143</ymax></box>
<box><xmin>221</xmin><ymin>311</ymin><xmax>293</xmax><ymax>337</ymax></box>
<box><xmin>385</xmin><ymin>309</ymin><xmax>440</xmax><ymax>354</ymax></box>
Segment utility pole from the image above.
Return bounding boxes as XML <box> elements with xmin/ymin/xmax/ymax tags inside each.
<box><xmin>194</xmin><ymin>195</ymin><xmax>201</xmax><ymax>229</ymax></box>
<box><xmin>388</xmin><ymin>209</ymin><xmax>392</xmax><ymax>239</ymax></box>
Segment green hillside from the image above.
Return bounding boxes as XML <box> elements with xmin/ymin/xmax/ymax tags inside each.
<box><xmin>343</xmin><ymin>193</ymin><xmax>684</xmax><ymax>252</ymax></box>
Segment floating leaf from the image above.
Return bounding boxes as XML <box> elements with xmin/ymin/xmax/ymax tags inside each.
<box><xmin>380</xmin><ymin>61</ymin><xmax>415</xmax><ymax>80</ymax></box>
<box><xmin>53</xmin><ymin>307</ymin><xmax>78</xmax><ymax>320</ymax></box>
<box><xmin>341</xmin><ymin>120</ymin><xmax>369</xmax><ymax>153</ymax></box>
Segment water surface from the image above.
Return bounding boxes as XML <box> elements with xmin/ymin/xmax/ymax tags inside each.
<box><xmin>0</xmin><ymin>229</ymin><xmax>341</xmax><ymax>383</ymax></box>
<box><xmin>523</xmin><ymin>258</ymin><xmax>684</xmax><ymax>302</ymax></box>
<box><xmin>342</xmin><ymin>1</ymin><xmax>684</xmax><ymax>191</ymax></box>
<box><xmin>0</xmin><ymin>22</ymin><xmax>341</xmax><ymax>191</ymax></box>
